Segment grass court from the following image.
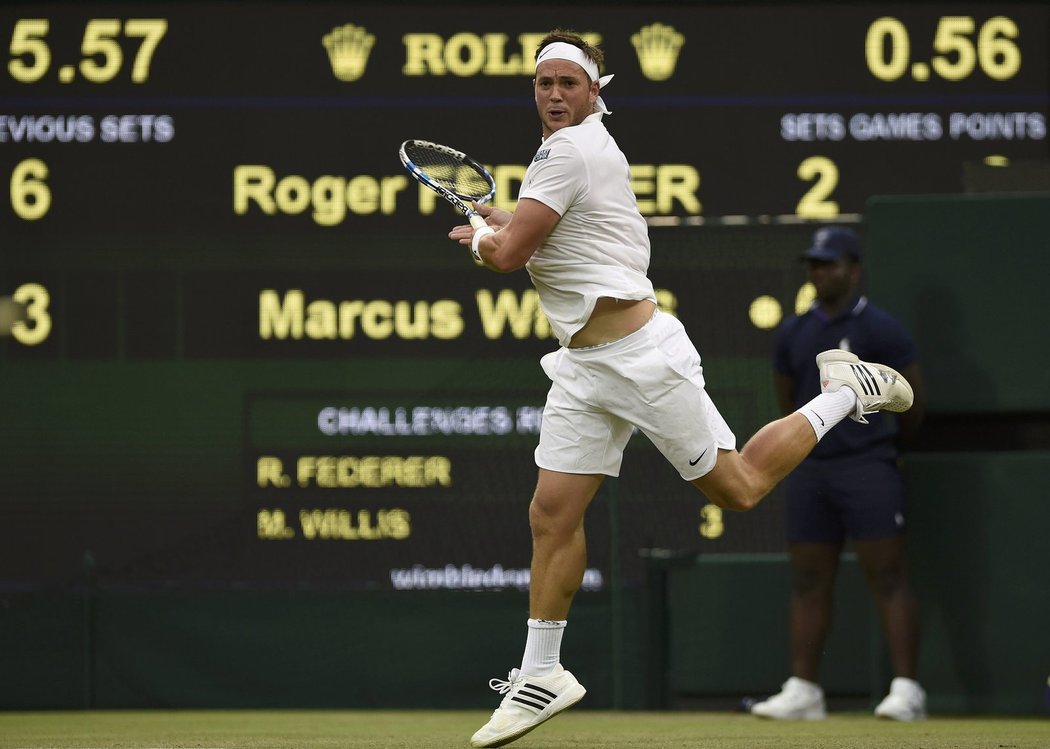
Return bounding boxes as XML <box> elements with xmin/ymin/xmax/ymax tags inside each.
<box><xmin>1</xmin><ymin>709</ymin><xmax>1048</xmax><ymax>748</ymax></box>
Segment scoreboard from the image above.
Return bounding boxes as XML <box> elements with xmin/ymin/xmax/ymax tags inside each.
<box><xmin>0</xmin><ymin>2</ymin><xmax>1045</xmax><ymax>228</ymax></box>
<box><xmin>1</xmin><ymin>2</ymin><xmax>1047</xmax><ymax>591</ymax></box>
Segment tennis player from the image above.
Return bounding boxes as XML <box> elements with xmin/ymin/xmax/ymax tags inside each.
<box><xmin>449</xmin><ymin>29</ymin><xmax>915</xmax><ymax>748</ymax></box>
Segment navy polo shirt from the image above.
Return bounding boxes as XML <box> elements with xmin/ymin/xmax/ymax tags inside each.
<box><xmin>774</xmin><ymin>295</ymin><xmax>917</xmax><ymax>460</ymax></box>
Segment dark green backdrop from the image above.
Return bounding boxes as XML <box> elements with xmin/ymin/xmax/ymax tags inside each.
<box><xmin>3</xmin><ymin>196</ymin><xmax>1048</xmax><ymax>713</ymax></box>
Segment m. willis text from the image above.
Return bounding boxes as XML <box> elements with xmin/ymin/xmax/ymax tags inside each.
<box><xmin>254</xmin><ymin>454</ymin><xmax>447</xmax><ymax>541</ymax></box>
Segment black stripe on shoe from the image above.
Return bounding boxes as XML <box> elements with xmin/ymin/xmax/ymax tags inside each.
<box><xmin>850</xmin><ymin>364</ymin><xmax>880</xmax><ymax>396</ymax></box>
<box><xmin>522</xmin><ymin>683</ymin><xmax>559</xmax><ymax>700</ymax></box>
<box><xmin>510</xmin><ymin>682</ymin><xmax>558</xmax><ymax>712</ymax></box>
<box><xmin>861</xmin><ymin>365</ymin><xmax>883</xmax><ymax>395</ymax></box>
<box><xmin>511</xmin><ymin>694</ymin><xmax>548</xmax><ymax>711</ymax></box>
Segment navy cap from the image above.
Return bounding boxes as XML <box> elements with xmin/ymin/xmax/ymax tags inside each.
<box><xmin>802</xmin><ymin>226</ymin><xmax>863</xmax><ymax>262</ymax></box>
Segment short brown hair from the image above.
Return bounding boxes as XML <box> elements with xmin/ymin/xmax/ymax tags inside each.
<box><xmin>535</xmin><ymin>29</ymin><xmax>604</xmax><ymax>73</ymax></box>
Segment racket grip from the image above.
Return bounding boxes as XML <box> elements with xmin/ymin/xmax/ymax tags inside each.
<box><xmin>469</xmin><ymin>214</ymin><xmax>488</xmax><ymax>230</ymax></box>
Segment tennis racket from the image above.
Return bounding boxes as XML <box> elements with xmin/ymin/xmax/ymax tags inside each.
<box><xmin>399</xmin><ymin>139</ymin><xmax>495</xmax><ymax>230</ymax></box>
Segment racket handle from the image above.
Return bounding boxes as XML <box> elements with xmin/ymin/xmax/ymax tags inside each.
<box><xmin>469</xmin><ymin>214</ymin><xmax>488</xmax><ymax>230</ymax></box>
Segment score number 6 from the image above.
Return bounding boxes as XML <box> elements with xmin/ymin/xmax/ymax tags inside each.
<box><xmin>8</xmin><ymin>158</ymin><xmax>51</xmax><ymax>220</ymax></box>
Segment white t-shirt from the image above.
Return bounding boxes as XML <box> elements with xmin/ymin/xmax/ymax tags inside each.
<box><xmin>519</xmin><ymin>113</ymin><xmax>656</xmax><ymax>347</ymax></box>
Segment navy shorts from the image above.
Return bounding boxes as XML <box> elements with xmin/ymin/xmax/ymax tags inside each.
<box><xmin>784</xmin><ymin>455</ymin><xmax>907</xmax><ymax>544</ymax></box>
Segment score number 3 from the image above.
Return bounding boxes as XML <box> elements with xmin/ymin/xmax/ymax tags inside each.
<box><xmin>796</xmin><ymin>156</ymin><xmax>839</xmax><ymax>218</ymax></box>
<box><xmin>5</xmin><ymin>283</ymin><xmax>51</xmax><ymax>346</ymax></box>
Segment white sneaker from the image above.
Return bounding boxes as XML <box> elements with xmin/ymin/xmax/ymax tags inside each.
<box><xmin>816</xmin><ymin>349</ymin><xmax>914</xmax><ymax>424</ymax></box>
<box><xmin>470</xmin><ymin>664</ymin><xmax>586</xmax><ymax>748</ymax></box>
<box><xmin>750</xmin><ymin>677</ymin><xmax>827</xmax><ymax>720</ymax></box>
<box><xmin>875</xmin><ymin>677</ymin><xmax>927</xmax><ymax>721</ymax></box>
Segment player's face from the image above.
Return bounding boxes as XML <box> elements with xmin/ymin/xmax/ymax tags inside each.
<box><xmin>534</xmin><ymin>60</ymin><xmax>599</xmax><ymax>138</ymax></box>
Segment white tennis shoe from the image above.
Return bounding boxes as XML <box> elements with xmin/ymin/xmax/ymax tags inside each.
<box><xmin>816</xmin><ymin>349</ymin><xmax>914</xmax><ymax>424</ymax></box>
<box><xmin>874</xmin><ymin>677</ymin><xmax>928</xmax><ymax>721</ymax></box>
<box><xmin>470</xmin><ymin>664</ymin><xmax>586</xmax><ymax>748</ymax></box>
<box><xmin>750</xmin><ymin>677</ymin><xmax>827</xmax><ymax>720</ymax></box>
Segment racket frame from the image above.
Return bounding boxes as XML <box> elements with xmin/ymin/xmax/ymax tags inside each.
<box><xmin>399</xmin><ymin>139</ymin><xmax>494</xmax><ymax>229</ymax></box>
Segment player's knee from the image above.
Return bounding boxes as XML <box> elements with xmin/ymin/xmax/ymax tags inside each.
<box><xmin>713</xmin><ymin>490</ymin><xmax>761</xmax><ymax>513</ymax></box>
<box><xmin>691</xmin><ymin>452</ymin><xmax>768</xmax><ymax>512</ymax></box>
<box><xmin>692</xmin><ymin>480</ymin><xmax>761</xmax><ymax>512</ymax></box>
<box><xmin>528</xmin><ymin>497</ymin><xmax>574</xmax><ymax>539</ymax></box>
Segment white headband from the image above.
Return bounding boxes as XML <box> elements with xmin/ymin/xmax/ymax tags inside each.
<box><xmin>535</xmin><ymin>41</ymin><xmax>615</xmax><ymax>114</ymax></box>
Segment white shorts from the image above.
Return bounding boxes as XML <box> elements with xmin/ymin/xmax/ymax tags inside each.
<box><xmin>534</xmin><ymin>310</ymin><xmax>736</xmax><ymax>480</ymax></box>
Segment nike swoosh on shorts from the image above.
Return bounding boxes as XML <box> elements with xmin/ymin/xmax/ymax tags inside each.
<box><xmin>689</xmin><ymin>448</ymin><xmax>708</xmax><ymax>466</ymax></box>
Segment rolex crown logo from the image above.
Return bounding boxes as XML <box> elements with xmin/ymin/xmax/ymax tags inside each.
<box><xmin>631</xmin><ymin>23</ymin><xmax>685</xmax><ymax>81</ymax></box>
<box><xmin>323</xmin><ymin>23</ymin><xmax>375</xmax><ymax>82</ymax></box>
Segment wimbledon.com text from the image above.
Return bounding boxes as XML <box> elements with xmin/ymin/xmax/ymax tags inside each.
<box><xmin>389</xmin><ymin>563</ymin><xmax>603</xmax><ymax>591</ymax></box>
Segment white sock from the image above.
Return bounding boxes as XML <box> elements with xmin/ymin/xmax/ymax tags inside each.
<box><xmin>797</xmin><ymin>389</ymin><xmax>858</xmax><ymax>441</ymax></box>
<box><xmin>519</xmin><ymin>618</ymin><xmax>566</xmax><ymax>676</ymax></box>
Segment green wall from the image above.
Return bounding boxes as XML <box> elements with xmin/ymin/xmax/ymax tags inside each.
<box><xmin>4</xmin><ymin>197</ymin><xmax>1048</xmax><ymax>714</ymax></box>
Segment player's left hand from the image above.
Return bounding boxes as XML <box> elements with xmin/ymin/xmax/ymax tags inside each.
<box><xmin>449</xmin><ymin>202</ymin><xmax>512</xmax><ymax>246</ymax></box>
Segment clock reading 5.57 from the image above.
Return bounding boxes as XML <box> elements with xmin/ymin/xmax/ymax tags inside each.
<box><xmin>8</xmin><ymin>18</ymin><xmax>167</xmax><ymax>84</ymax></box>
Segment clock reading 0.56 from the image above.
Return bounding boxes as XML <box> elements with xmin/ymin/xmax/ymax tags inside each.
<box><xmin>7</xmin><ymin>18</ymin><xmax>167</xmax><ymax>84</ymax></box>
<box><xmin>866</xmin><ymin>16</ymin><xmax>1022</xmax><ymax>83</ymax></box>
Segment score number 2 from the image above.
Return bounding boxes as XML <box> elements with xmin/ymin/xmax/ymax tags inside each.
<box><xmin>796</xmin><ymin>156</ymin><xmax>839</xmax><ymax>218</ymax></box>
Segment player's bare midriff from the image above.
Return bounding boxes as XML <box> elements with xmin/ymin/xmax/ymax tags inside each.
<box><xmin>568</xmin><ymin>297</ymin><xmax>657</xmax><ymax>348</ymax></box>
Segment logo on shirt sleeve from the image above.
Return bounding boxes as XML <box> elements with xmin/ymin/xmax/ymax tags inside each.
<box><xmin>533</xmin><ymin>148</ymin><xmax>551</xmax><ymax>163</ymax></box>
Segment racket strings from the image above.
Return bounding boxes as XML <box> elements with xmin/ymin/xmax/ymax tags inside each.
<box><xmin>407</xmin><ymin>146</ymin><xmax>492</xmax><ymax>201</ymax></box>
